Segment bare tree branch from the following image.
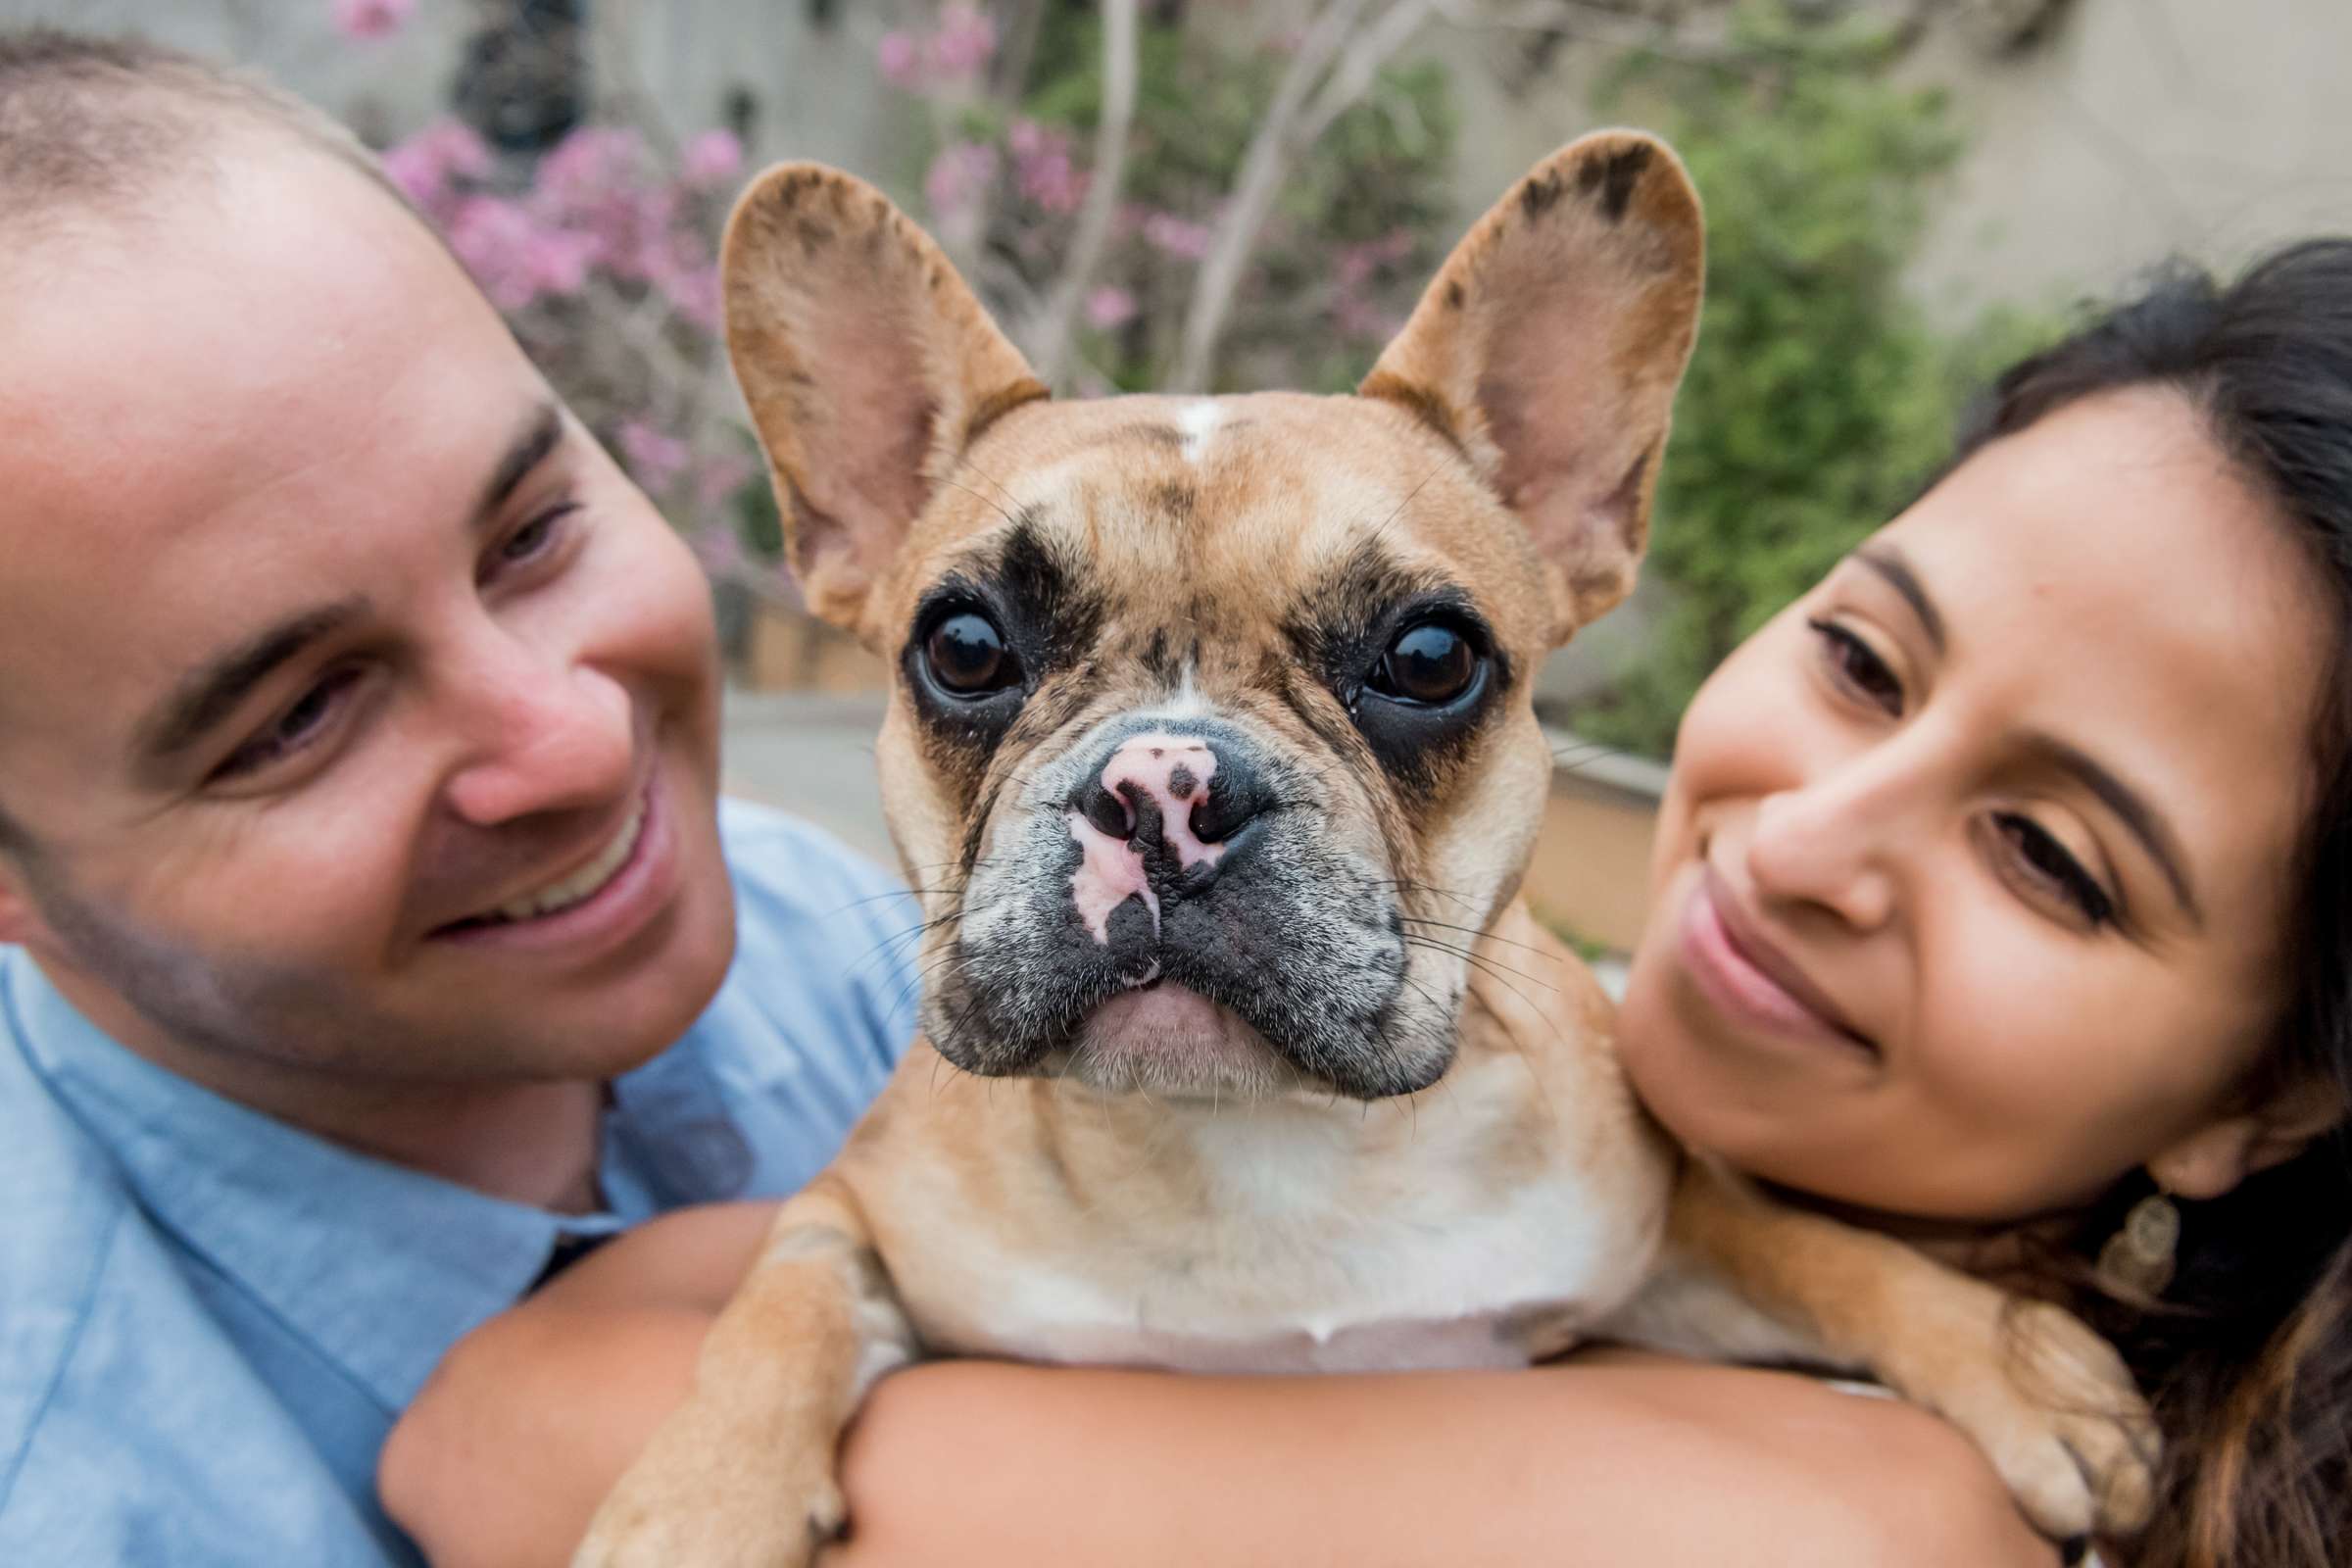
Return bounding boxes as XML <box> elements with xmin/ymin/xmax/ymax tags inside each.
<box><xmin>1169</xmin><ymin>0</ymin><xmax>1433</xmax><ymax>393</ymax></box>
<box><xmin>1299</xmin><ymin>0</ymin><xmax>1446</xmax><ymax>143</ymax></box>
<box><xmin>1027</xmin><ymin>0</ymin><xmax>1142</xmax><ymax>389</ymax></box>
<box><xmin>990</xmin><ymin>0</ymin><xmax>1053</xmax><ymax>100</ymax></box>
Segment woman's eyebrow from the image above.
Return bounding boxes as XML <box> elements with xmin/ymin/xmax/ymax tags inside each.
<box><xmin>1856</xmin><ymin>545</ymin><xmax>1945</xmax><ymax>654</ymax></box>
<box><xmin>2019</xmin><ymin>729</ymin><xmax>2204</xmax><ymax>928</ymax></box>
<box><xmin>469</xmin><ymin>401</ymin><xmax>565</xmax><ymax>533</ymax></box>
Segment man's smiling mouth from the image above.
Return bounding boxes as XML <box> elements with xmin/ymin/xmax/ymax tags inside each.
<box><xmin>442</xmin><ymin>792</ymin><xmax>649</xmax><ymax>931</ymax></box>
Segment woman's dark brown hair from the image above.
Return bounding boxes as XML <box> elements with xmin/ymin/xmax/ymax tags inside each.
<box><xmin>1958</xmin><ymin>242</ymin><xmax>2352</xmax><ymax>1568</ymax></box>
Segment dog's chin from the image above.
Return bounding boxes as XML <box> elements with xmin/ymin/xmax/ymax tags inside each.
<box><xmin>930</xmin><ymin>968</ymin><xmax>1460</xmax><ymax>1102</ymax></box>
<box><xmin>1038</xmin><ymin>983</ymin><xmax>1306</xmax><ymax>1102</ymax></box>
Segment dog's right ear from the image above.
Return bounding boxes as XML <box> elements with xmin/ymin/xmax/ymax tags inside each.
<box><xmin>722</xmin><ymin>165</ymin><xmax>1047</xmax><ymax>634</ymax></box>
<box><xmin>1361</xmin><ymin>132</ymin><xmax>1703</xmax><ymax>644</ymax></box>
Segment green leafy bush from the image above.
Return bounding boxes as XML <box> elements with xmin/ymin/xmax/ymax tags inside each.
<box><xmin>1569</xmin><ymin>2</ymin><xmax>2052</xmax><ymax>757</ymax></box>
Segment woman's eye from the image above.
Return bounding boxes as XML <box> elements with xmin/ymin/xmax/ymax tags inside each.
<box><xmin>923</xmin><ymin>611</ymin><xmax>1020</xmax><ymax>697</ymax></box>
<box><xmin>485</xmin><ymin>504</ymin><xmax>578</xmax><ymax>578</ymax></box>
<box><xmin>1368</xmin><ymin>621</ymin><xmax>1480</xmax><ymax>706</ymax></box>
<box><xmin>1808</xmin><ymin>618</ymin><xmax>1904</xmax><ymax>714</ymax></box>
<box><xmin>214</xmin><ymin>667</ymin><xmax>363</xmax><ymax>780</ymax></box>
<box><xmin>1995</xmin><ymin>811</ymin><xmax>2116</xmax><ymax>927</ymax></box>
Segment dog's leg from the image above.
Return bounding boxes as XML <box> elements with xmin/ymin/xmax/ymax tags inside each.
<box><xmin>572</xmin><ymin>1180</ymin><xmax>914</xmax><ymax>1568</ymax></box>
<box><xmin>1611</xmin><ymin>1165</ymin><xmax>2159</xmax><ymax>1544</ymax></box>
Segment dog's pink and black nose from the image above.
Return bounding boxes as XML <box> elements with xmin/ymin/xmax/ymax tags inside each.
<box><xmin>1065</xmin><ymin>730</ymin><xmax>1271</xmax><ymax>948</ymax></box>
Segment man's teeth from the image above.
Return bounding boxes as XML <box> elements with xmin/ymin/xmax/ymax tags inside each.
<box><xmin>488</xmin><ymin>802</ymin><xmax>646</xmax><ymax>923</ymax></box>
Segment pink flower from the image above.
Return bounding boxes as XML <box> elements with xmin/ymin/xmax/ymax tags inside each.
<box><xmin>930</xmin><ymin>4</ymin><xmax>998</xmax><ymax>81</ymax></box>
<box><xmin>441</xmin><ymin>195</ymin><xmax>601</xmax><ymax>310</ymax></box>
<box><xmin>680</xmin><ymin>129</ymin><xmax>744</xmax><ymax>189</ymax></box>
<box><xmin>525</xmin><ymin>225</ymin><xmax>603</xmax><ymax>299</ymax></box>
<box><xmin>332</xmin><ymin>0</ymin><xmax>415</xmax><ymax>41</ymax></box>
<box><xmin>443</xmin><ymin>197</ymin><xmax>540</xmax><ymax>309</ymax></box>
<box><xmin>695</xmin><ymin>453</ymin><xmax>759</xmax><ymax>511</ymax></box>
<box><xmin>1008</xmin><ymin>119</ymin><xmax>1086</xmax><ymax>215</ymax></box>
<box><xmin>693</xmin><ymin>525</ymin><xmax>749</xmax><ymax>577</ymax></box>
<box><xmin>1084</xmin><ymin>285</ymin><xmax>1139</xmax><ymax>331</ymax></box>
<box><xmin>877</xmin><ymin>30</ymin><xmax>923</xmax><ymax>90</ymax></box>
<box><xmin>923</xmin><ymin>140</ymin><xmax>1000</xmax><ymax>220</ymax></box>
<box><xmin>382</xmin><ymin>120</ymin><xmax>494</xmax><ymax>218</ymax></box>
<box><xmin>656</xmin><ymin>259</ymin><xmax>723</xmax><ymax>331</ymax></box>
<box><xmin>618</xmin><ymin>420</ymin><xmax>692</xmax><ymax>494</ymax></box>
<box><xmin>535</xmin><ymin>126</ymin><xmax>647</xmax><ymax>212</ymax></box>
<box><xmin>1143</xmin><ymin>211</ymin><xmax>1214</xmax><ymax>262</ymax></box>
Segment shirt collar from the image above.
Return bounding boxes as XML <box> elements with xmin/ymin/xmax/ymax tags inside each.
<box><xmin>7</xmin><ymin>950</ymin><xmax>629</xmax><ymax>1414</ymax></box>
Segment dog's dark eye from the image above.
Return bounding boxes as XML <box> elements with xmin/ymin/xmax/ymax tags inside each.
<box><xmin>1368</xmin><ymin>621</ymin><xmax>1478</xmax><ymax>706</ymax></box>
<box><xmin>924</xmin><ymin>611</ymin><xmax>1019</xmax><ymax>696</ymax></box>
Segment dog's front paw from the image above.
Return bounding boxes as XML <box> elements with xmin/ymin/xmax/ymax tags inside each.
<box><xmin>1903</xmin><ymin>1297</ymin><xmax>2159</xmax><ymax>1543</ymax></box>
<box><xmin>572</xmin><ymin>1409</ymin><xmax>845</xmax><ymax>1568</ymax></box>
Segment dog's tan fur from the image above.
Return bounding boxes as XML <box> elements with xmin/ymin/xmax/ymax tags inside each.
<box><xmin>576</xmin><ymin>135</ymin><xmax>2155</xmax><ymax>1567</ymax></box>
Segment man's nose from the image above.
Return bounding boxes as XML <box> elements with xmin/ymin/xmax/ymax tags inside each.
<box><xmin>441</xmin><ymin>641</ymin><xmax>635</xmax><ymax>827</ymax></box>
<box><xmin>1743</xmin><ymin>751</ymin><xmax>1909</xmax><ymax>931</ymax></box>
<box><xmin>1073</xmin><ymin>731</ymin><xmax>1270</xmax><ymax>881</ymax></box>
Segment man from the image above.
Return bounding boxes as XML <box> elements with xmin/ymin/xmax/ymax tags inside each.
<box><xmin>0</xmin><ymin>32</ymin><xmax>915</xmax><ymax>1565</ymax></box>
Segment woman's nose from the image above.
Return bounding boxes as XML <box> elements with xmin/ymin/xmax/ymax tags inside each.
<box><xmin>1743</xmin><ymin>757</ymin><xmax>1908</xmax><ymax>931</ymax></box>
<box><xmin>441</xmin><ymin>645</ymin><xmax>636</xmax><ymax>827</ymax></box>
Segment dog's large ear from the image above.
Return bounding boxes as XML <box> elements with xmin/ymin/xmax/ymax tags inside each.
<box><xmin>1361</xmin><ymin>132</ymin><xmax>1702</xmax><ymax>643</ymax></box>
<box><xmin>722</xmin><ymin>165</ymin><xmax>1047</xmax><ymax>632</ymax></box>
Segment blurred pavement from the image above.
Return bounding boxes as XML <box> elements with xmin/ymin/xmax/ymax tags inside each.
<box><xmin>720</xmin><ymin>688</ymin><xmax>898</xmax><ymax>868</ymax></box>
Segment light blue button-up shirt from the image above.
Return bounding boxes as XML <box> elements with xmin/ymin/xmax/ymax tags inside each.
<box><xmin>0</xmin><ymin>802</ymin><xmax>920</xmax><ymax>1566</ymax></box>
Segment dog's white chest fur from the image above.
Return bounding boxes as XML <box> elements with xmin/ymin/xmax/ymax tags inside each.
<box><xmin>880</xmin><ymin>1053</ymin><xmax>1667</xmax><ymax>1374</ymax></box>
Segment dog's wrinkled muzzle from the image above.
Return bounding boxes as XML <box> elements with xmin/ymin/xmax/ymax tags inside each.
<box><xmin>933</xmin><ymin>707</ymin><xmax>1441</xmax><ymax>1099</ymax></box>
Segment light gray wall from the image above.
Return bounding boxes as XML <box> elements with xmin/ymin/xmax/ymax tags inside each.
<box><xmin>1430</xmin><ymin>0</ymin><xmax>2352</xmax><ymax>321</ymax></box>
<box><xmin>0</xmin><ymin>0</ymin><xmax>918</xmax><ymax>191</ymax></box>
<box><xmin>1907</xmin><ymin>0</ymin><xmax>2352</xmax><ymax>321</ymax></box>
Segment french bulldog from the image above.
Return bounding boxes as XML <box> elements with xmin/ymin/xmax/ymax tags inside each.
<box><xmin>575</xmin><ymin>131</ymin><xmax>2154</xmax><ymax>1567</ymax></box>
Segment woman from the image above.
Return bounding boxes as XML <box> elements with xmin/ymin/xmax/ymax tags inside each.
<box><xmin>381</xmin><ymin>245</ymin><xmax>2352</xmax><ymax>1568</ymax></box>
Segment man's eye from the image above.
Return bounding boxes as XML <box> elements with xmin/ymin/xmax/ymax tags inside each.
<box><xmin>213</xmin><ymin>667</ymin><xmax>363</xmax><ymax>780</ymax></box>
<box><xmin>1994</xmin><ymin>811</ymin><xmax>2116</xmax><ymax>928</ymax></box>
<box><xmin>1808</xmin><ymin>617</ymin><xmax>1903</xmax><ymax>714</ymax></box>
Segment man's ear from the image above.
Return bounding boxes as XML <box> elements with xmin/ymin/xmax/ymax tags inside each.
<box><xmin>1360</xmin><ymin>131</ymin><xmax>1704</xmax><ymax>645</ymax></box>
<box><xmin>721</xmin><ymin>164</ymin><xmax>1048</xmax><ymax>639</ymax></box>
<box><xmin>2148</xmin><ymin>1075</ymin><xmax>2347</xmax><ymax>1200</ymax></box>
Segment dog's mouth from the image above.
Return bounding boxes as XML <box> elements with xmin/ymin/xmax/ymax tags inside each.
<box><xmin>1039</xmin><ymin>979</ymin><xmax>1302</xmax><ymax>1102</ymax></box>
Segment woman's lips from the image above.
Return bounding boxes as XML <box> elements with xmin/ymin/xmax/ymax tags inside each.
<box><xmin>1680</xmin><ymin>865</ymin><xmax>1878</xmax><ymax>1058</ymax></box>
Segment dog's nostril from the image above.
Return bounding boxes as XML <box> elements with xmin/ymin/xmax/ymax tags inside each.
<box><xmin>1082</xmin><ymin>782</ymin><xmax>1132</xmax><ymax>840</ymax></box>
<box><xmin>1189</xmin><ymin>773</ymin><xmax>1262</xmax><ymax>845</ymax></box>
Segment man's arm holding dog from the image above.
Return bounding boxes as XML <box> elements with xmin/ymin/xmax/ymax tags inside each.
<box><xmin>381</xmin><ymin>1207</ymin><xmax>2061</xmax><ymax>1568</ymax></box>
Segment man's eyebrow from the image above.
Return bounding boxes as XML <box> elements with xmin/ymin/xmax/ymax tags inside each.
<box><xmin>472</xmin><ymin>401</ymin><xmax>566</xmax><ymax>530</ymax></box>
<box><xmin>2019</xmin><ymin>729</ymin><xmax>2204</xmax><ymax>927</ymax></box>
<box><xmin>134</xmin><ymin>598</ymin><xmax>369</xmax><ymax>765</ymax></box>
<box><xmin>1855</xmin><ymin>545</ymin><xmax>1945</xmax><ymax>655</ymax></box>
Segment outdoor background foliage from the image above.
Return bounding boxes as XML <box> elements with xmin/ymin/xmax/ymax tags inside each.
<box><xmin>342</xmin><ymin>0</ymin><xmax>2064</xmax><ymax>759</ymax></box>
